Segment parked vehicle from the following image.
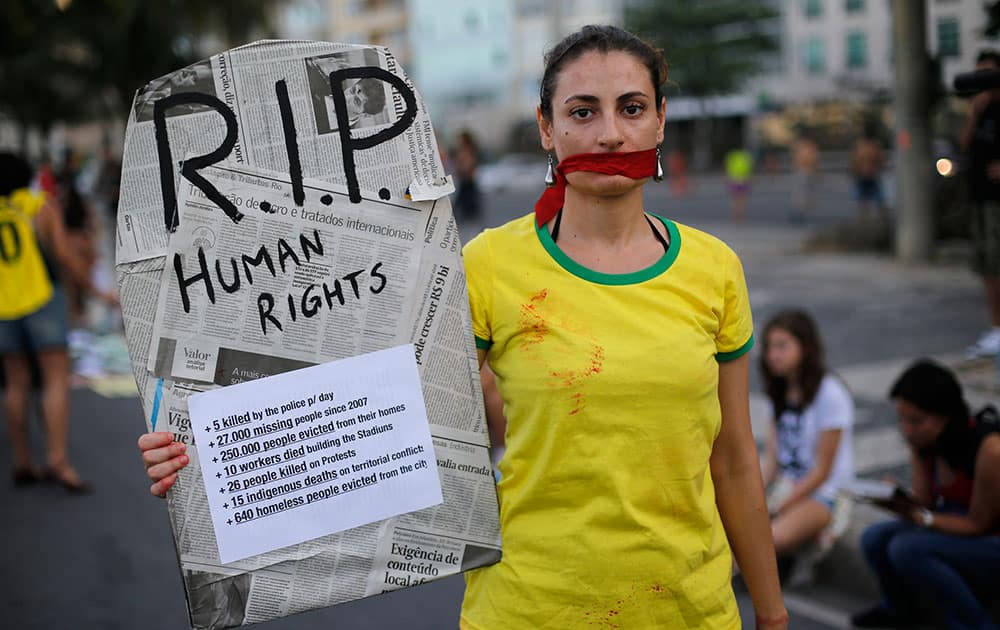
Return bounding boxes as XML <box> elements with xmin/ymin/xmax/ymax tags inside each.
<box><xmin>478</xmin><ymin>154</ymin><xmax>547</xmax><ymax>194</ymax></box>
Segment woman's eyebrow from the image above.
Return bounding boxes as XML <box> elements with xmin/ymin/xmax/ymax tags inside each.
<box><xmin>563</xmin><ymin>94</ymin><xmax>599</xmax><ymax>104</ymax></box>
<box><xmin>617</xmin><ymin>91</ymin><xmax>648</xmax><ymax>102</ymax></box>
<box><xmin>563</xmin><ymin>91</ymin><xmax>650</xmax><ymax>105</ymax></box>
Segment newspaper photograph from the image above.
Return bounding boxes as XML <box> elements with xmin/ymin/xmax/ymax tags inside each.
<box><xmin>116</xmin><ymin>40</ymin><xmax>499</xmax><ymax>629</ymax></box>
<box><xmin>304</xmin><ymin>48</ymin><xmax>392</xmax><ymax>135</ymax></box>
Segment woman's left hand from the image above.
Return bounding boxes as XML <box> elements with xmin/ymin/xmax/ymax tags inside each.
<box><xmin>907</xmin><ymin>506</ymin><xmax>934</xmax><ymax>528</ymax></box>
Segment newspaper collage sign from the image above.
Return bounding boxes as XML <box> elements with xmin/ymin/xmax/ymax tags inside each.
<box><xmin>116</xmin><ymin>40</ymin><xmax>501</xmax><ymax>629</ymax></box>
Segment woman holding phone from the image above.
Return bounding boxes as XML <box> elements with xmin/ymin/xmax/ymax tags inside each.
<box><xmin>852</xmin><ymin>360</ymin><xmax>1000</xmax><ymax>629</ymax></box>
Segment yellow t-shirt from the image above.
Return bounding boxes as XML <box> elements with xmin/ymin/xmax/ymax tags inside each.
<box><xmin>0</xmin><ymin>189</ymin><xmax>53</xmax><ymax>319</ymax></box>
<box><xmin>461</xmin><ymin>213</ymin><xmax>753</xmax><ymax>630</ymax></box>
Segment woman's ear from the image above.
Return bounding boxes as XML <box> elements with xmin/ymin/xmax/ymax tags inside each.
<box><xmin>537</xmin><ymin>105</ymin><xmax>554</xmax><ymax>152</ymax></box>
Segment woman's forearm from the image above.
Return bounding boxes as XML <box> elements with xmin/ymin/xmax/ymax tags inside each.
<box><xmin>779</xmin><ymin>429</ymin><xmax>841</xmax><ymax>512</ymax></box>
<box><xmin>909</xmin><ymin>451</ymin><xmax>934</xmax><ymax>507</ymax></box>
<box><xmin>761</xmin><ymin>433</ymin><xmax>778</xmax><ymax>489</ymax></box>
<box><xmin>715</xmin><ymin>461</ymin><xmax>787</xmax><ymax>621</ymax></box>
<box><xmin>927</xmin><ymin>512</ymin><xmax>988</xmax><ymax>536</ymax></box>
<box><xmin>716</xmin><ymin>356</ymin><xmax>787</xmax><ymax>627</ymax></box>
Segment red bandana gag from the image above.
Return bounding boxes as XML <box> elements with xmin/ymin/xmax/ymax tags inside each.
<box><xmin>534</xmin><ymin>148</ymin><xmax>658</xmax><ymax>226</ymax></box>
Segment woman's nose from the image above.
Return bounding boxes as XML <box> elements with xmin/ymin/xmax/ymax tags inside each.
<box><xmin>597</xmin><ymin>112</ymin><xmax>625</xmax><ymax>150</ymax></box>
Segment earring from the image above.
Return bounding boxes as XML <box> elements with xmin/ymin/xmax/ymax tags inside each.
<box><xmin>544</xmin><ymin>154</ymin><xmax>556</xmax><ymax>187</ymax></box>
<box><xmin>654</xmin><ymin>146</ymin><xmax>664</xmax><ymax>182</ymax></box>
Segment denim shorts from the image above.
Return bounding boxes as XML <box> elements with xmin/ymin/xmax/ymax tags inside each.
<box><xmin>0</xmin><ymin>287</ymin><xmax>68</xmax><ymax>354</ymax></box>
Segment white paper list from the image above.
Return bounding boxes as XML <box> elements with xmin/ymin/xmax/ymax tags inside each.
<box><xmin>187</xmin><ymin>344</ymin><xmax>443</xmax><ymax>564</ymax></box>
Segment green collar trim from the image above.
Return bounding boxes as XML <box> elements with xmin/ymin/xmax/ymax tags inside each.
<box><xmin>535</xmin><ymin>213</ymin><xmax>681</xmax><ymax>285</ymax></box>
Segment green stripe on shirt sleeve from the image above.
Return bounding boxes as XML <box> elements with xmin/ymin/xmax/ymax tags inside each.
<box><xmin>716</xmin><ymin>334</ymin><xmax>754</xmax><ymax>362</ymax></box>
<box><xmin>474</xmin><ymin>336</ymin><xmax>492</xmax><ymax>350</ymax></box>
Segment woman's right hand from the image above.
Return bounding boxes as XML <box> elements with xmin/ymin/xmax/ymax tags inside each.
<box><xmin>138</xmin><ymin>432</ymin><xmax>190</xmax><ymax>497</ymax></box>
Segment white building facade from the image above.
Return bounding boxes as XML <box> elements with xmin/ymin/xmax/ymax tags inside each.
<box><xmin>756</xmin><ymin>0</ymin><xmax>994</xmax><ymax>106</ymax></box>
<box><xmin>410</xmin><ymin>0</ymin><xmax>624</xmax><ymax>151</ymax></box>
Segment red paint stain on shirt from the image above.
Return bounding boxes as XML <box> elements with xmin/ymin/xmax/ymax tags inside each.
<box><xmin>589</xmin><ymin>345</ymin><xmax>605</xmax><ymax>375</ymax></box>
<box><xmin>551</xmin><ymin>344</ymin><xmax>605</xmax><ymax>388</ymax></box>
<box><xmin>519</xmin><ymin>289</ymin><xmax>550</xmax><ymax>349</ymax></box>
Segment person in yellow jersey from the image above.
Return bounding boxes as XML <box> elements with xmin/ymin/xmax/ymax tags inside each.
<box><xmin>0</xmin><ymin>153</ymin><xmax>112</xmax><ymax>492</ymax></box>
<box><xmin>137</xmin><ymin>25</ymin><xmax>786</xmax><ymax>629</ymax></box>
<box><xmin>725</xmin><ymin>147</ymin><xmax>754</xmax><ymax>222</ymax></box>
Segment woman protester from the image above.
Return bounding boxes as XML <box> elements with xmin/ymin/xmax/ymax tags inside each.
<box><xmin>1</xmin><ymin>153</ymin><xmax>114</xmax><ymax>492</ymax></box>
<box><xmin>137</xmin><ymin>25</ymin><xmax>787</xmax><ymax>629</ymax></box>
<box><xmin>852</xmin><ymin>360</ymin><xmax>1000</xmax><ymax>630</ymax></box>
<box><xmin>758</xmin><ymin>310</ymin><xmax>854</xmax><ymax>556</ymax></box>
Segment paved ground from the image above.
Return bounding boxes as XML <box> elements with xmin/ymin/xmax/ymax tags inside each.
<box><xmin>3</xmin><ymin>170</ymin><xmax>992</xmax><ymax>629</ymax></box>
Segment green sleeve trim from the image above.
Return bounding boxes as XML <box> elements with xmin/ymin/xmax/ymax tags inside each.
<box><xmin>716</xmin><ymin>334</ymin><xmax>754</xmax><ymax>362</ymax></box>
<box><xmin>474</xmin><ymin>336</ymin><xmax>492</xmax><ymax>350</ymax></box>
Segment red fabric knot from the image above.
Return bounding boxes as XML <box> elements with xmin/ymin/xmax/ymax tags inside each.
<box><xmin>534</xmin><ymin>148</ymin><xmax>658</xmax><ymax>226</ymax></box>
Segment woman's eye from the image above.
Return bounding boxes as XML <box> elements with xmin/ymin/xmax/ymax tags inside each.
<box><xmin>623</xmin><ymin>104</ymin><xmax>644</xmax><ymax>116</ymax></box>
<box><xmin>570</xmin><ymin>108</ymin><xmax>593</xmax><ymax>120</ymax></box>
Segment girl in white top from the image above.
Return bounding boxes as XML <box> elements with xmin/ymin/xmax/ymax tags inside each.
<box><xmin>760</xmin><ymin>309</ymin><xmax>855</xmax><ymax>555</ymax></box>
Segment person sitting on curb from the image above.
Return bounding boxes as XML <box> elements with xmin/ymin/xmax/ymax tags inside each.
<box><xmin>758</xmin><ymin>310</ymin><xmax>855</xmax><ymax>558</ymax></box>
<box><xmin>852</xmin><ymin>360</ymin><xmax>1000</xmax><ymax>630</ymax></box>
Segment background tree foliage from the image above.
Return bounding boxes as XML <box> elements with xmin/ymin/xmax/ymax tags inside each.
<box><xmin>0</xmin><ymin>1</ymin><xmax>92</xmax><ymax>135</ymax></box>
<box><xmin>0</xmin><ymin>0</ymin><xmax>281</xmax><ymax>146</ymax></box>
<box><xmin>625</xmin><ymin>0</ymin><xmax>780</xmax><ymax>99</ymax></box>
<box><xmin>624</xmin><ymin>0</ymin><xmax>779</xmax><ymax>167</ymax></box>
<box><xmin>986</xmin><ymin>0</ymin><xmax>1000</xmax><ymax>38</ymax></box>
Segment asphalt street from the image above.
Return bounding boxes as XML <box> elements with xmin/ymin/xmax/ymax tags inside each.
<box><xmin>3</xmin><ymin>169</ymin><xmax>984</xmax><ymax>630</ymax></box>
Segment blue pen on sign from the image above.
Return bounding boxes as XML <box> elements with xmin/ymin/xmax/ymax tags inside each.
<box><xmin>150</xmin><ymin>378</ymin><xmax>164</xmax><ymax>431</ymax></box>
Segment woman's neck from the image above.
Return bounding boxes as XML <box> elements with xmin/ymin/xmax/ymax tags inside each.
<box><xmin>553</xmin><ymin>186</ymin><xmax>649</xmax><ymax>247</ymax></box>
<box><xmin>785</xmin><ymin>378</ymin><xmax>801</xmax><ymax>403</ymax></box>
